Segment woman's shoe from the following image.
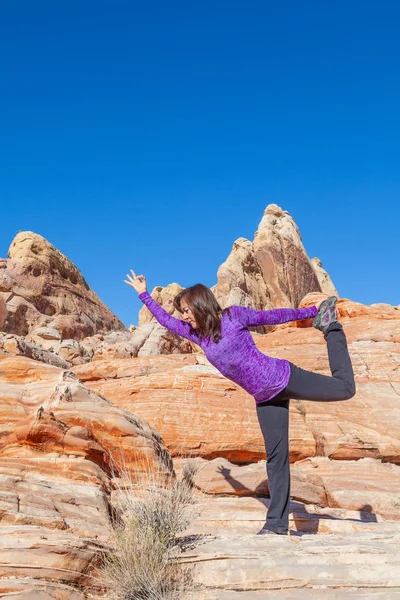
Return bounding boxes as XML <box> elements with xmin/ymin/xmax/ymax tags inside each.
<box><xmin>256</xmin><ymin>528</ymin><xmax>288</xmax><ymax>535</ymax></box>
<box><xmin>313</xmin><ymin>296</ymin><xmax>338</xmax><ymax>333</ymax></box>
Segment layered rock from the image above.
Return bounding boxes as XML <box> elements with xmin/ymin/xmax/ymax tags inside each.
<box><xmin>0</xmin><ymin>331</ymin><xmax>70</xmax><ymax>368</ymax></box>
<box><xmin>0</xmin><ymin>578</ymin><xmax>86</xmax><ymax>599</ymax></box>
<box><xmin>0</xmin><ymin>231</ymin><xmax>125</xmax><ymax>340</ymax></box>
<box><xmin>0</xmin><ymin>455</ymin><xmax>111</xmax><ymax>535</ymax></box>
<box><xmin>181</xmin><ymin>530</ymin><xmax>400</xmax><ymax>597</ymax></box>
<box><xmin>181</xmin><ymin>495</ymin><xmax>396</xmax><ymax>536</ymax></box>
<box><xmin>206</xmin><ymin>207</ymin><xmax>322</xmax><ymax>340</ymax></box>
<box><xmin>295</xmin><ymin>456</ymin><xmax>400</xmax><ymax>520</ymax></box>
<box><xmin>129</xmin><ymin>205</ymin><xmax>335</xmax><ymax>352</ymax></box>
<box><xmin>173</xmin><ymin>454</ymin><xmax>400</xmax><ymax>521</ymax></box>
<box><xmin>0</xmin><ymin>526</ymin><xmax>104</xmax><ymax>588</ymax></box>
<box><xmin>0</xmin><ymin>355</ymin><xmax>174</xmax><ymax>477</ymax></box>
<box><xmin>176</xmin><ymin>456</ymin><xmax>328</xmax><ymax>506</ymax></box>
<box><xmin>0</xmin><ymin>354</ymin><xmax>175</xmax><ymax>597</ymax></box>
<box><xmin>74</xmin><ymin>354</ymin><xmax>316</xmax><ymax>462</ymax></box>
<box><xmin>212</xmin><ymin>205</ymin><xmax>325</xmax><ymax>313</ymax></box>
<box><xmin>74</xmin><ymin>299</ymin><xmax>400</xmax><ymax>468</ymax></box>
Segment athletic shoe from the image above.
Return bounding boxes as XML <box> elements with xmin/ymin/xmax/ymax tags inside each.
<box><xmin>312</xmin><ymin>296</ymin><xmax>338</xmax><ymax>333</ymax></box>
<box><xmin>256</xmin><ymin>528</ymin><xmax>288</xmax><ymax>535</ymax></box>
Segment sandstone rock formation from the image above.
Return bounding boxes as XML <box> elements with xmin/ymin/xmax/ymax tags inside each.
<box><xmin>251</xmin><ymin>204</ymin><xmax>322</xmax><ymax>307</ymax></box>
<box><xmin>181</xmin><ymin>528</ymin><xmax>400</xmax><ymax>598</ymax></box>
<box><xmin>131</xmin><ymin>205</ymin><xmax>336</xmax><ymax>351</ymax></box>
<box><xmin>74</xmin><ymin>353</ymin><xmax>316</xmax><ymax>462</ymax></box>
<box><xmin>294</xmin><ymin>456</ymin><xmax>400</xmax><ymax>520</ymax></box>
<box><xmin>0</xmin><ymin>231</ymin><xmax>125</xmax><ymax>340</ymax></box>
<box><xmin>181</xmin><ymin>495</ymin><xmax>395</xmax><ymax>536</ymax></box>
<box><xmin>212</xmin><ymin>205</ymin><xmax>324</xmax><ymax>312</ymax></box>
<box><xmin>0</xmin><ymin>355</ymin><xmax>174</xmax><ymax>477</ymax></box>
<box><xmin>0</xmin><ymin>354</ymin><xmax>175</xmax><ymax>598</ymax></box>
<box><xmin>0</xmin><ymin>331</ymin><xmax>70</xmax><ymax>367</ymax></box>
<box><xmin>1</xmin><ymin>206</ymin><xmax>399</xmax><ymax>599</ymax></box>
<box><xmin>211</xmin><ymin>237</ymin><xmax>271</xmax><ymax>313</ymax></box>
<box><xmin>311</xmin><ymin>257</ymin><xmax>339</xmax><ymax>297</ymax></box>
<box><xmin>178</xmin><ymin>456</ymin><xmax>328</xmax><ymax>507</ymax></box>
<box><xmin>70</xmin><ymin>293</ymin><xmax>400</xmax><ymax>596</ymax></box>
<box><xmin>74</xmin><ymin>298</ymin><xmax>400</xmax><ymax>467</ymax></box>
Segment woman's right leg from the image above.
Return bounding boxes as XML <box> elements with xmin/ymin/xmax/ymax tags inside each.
<box><xmin>286</xmin><ymin>320</ymin><xmax>356</xmax><ymax>401</ymax></box>
<box><xmin>256</xmin><ymin>393</ymin><xmax>291</xmax><ymax>534</ymax></box>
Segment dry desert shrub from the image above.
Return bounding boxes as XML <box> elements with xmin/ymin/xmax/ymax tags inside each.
<box><xmin>100</xmin><ymin>443</ymin><xmax>204</xmax><ymax>600</ymax></box>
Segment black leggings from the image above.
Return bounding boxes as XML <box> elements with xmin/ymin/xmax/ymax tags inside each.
<box><xmin>255</xmin><ymin>321</ymin><xmax>355</xmax><ymax>533</ymax></box>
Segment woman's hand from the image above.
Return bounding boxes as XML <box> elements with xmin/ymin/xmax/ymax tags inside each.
<box><xmin>124</xmin><ymin>269</ymin><xmax>147</xmax><ymax>294</ymax></box>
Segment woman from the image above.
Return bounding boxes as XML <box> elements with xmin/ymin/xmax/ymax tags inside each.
<box><xmin>125</xmin><ymin>269</ymin><xmax>355</xmax><ymax>536</ymax></box>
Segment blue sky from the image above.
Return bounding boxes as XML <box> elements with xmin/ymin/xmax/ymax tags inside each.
<box><xmin>1</xmin><ymin>1</ymin><xmax>399</xmax><ymax>326</ymax></box>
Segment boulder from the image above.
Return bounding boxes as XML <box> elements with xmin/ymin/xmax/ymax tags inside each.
<box><xmin>311</xmin><ymin>257</ymin><xmax>339</xmax><ymax>297</ymax></box>
<box><xmin>0</xmin><ymin>231</ymin><xmax>125</xmax><ymax>340</ymax></box>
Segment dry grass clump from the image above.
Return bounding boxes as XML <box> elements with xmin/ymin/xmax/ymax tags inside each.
<box><xmin>100</xmin><ymin>445</ymin><xmax>202</xmax><ymax>600</ymax></box>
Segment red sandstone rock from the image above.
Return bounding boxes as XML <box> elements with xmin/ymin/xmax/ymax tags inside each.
<box><xmin>74</xmin><ymin>355</ymin><xmax>316</xmax><ymax>462</ymax></box>
<box><xmin>0</xmin><ymin>353</ymin><xmax>177</xmax><ymax>596</ymax></box>
<box><xmin>74</xmin><ymin>300</ymin><xmax>400</xmax><ymax>467</ymax></box>
<box><xmin>0</xmin><ymin>231</ymin><xmax>125</xmax><ymax>340</ymax></box>
<box><xmin>294</xmin><ymin>456</ymin><xmax>400</xmax><ymax>520</ymax></box>
<box><xmin>0</xmin><ymin>355</ymin><xmax>175</xmax><ymax>480</ymax></box>
<box><xmin>175</xmin><ymin>456</ymin><xmax>328</xmax><ymax>507</ymax></box>
<box><xmin>0</xmin><ymin>332</ymin><xmax>70</xmax><ymax>368</ymax></box>
<box><xmin>311</xmin><ymin>257</ymin><xmax>339</xmax><ymax>297</ymax></box>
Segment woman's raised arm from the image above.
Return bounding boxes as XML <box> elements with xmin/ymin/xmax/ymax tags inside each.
<box><xmin>124</xmin><ymin>269</ymin><xmax>200</xmax><ymax>344</ymax></box>
<box><xmin>229</xmin><ymin>303</ymin><xmax>319</xmax><ymax>327</ymax></box>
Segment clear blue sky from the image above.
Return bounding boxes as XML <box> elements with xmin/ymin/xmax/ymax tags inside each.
<box><xmin>1</xmin><ymin>1</ymin><xmax>399</xmax><ymax>327</ymax></box>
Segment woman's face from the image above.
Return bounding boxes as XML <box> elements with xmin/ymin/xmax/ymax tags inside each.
<box><xmin>180</xmin><ymin>298</ymin><xmax>197</xmax><ymax>328</ymax></box>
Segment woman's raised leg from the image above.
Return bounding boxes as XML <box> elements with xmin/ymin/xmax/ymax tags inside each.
<box><xmin>285</xmin><ymin>320</ymin><xmax>356</xmax><ymax>401</ymax></box>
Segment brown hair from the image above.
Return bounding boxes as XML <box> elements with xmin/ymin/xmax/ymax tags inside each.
<box><xmin>173</xmin><ymin>283</ymin><xmax>232</xmax><ymax>343</ymax></box>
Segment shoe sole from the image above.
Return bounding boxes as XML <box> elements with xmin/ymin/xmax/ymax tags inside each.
<box><xmin>256</xmin><ymin>529</ymin><xmax>288</xmax><ymax>535</ymax></box>
<box><xmin>312</xmin><ymin>296</ymin><xmax>337</xmax><ymax>330</ymax></box>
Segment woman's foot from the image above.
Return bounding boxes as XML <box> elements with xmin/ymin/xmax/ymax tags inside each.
<box><xmin>256</xmin><ymin>528</ymin><xmax>288</xmax><ymax>535</ymax></box>
<box><xmin>313</xmin><ymin>296</ymin><xmax>338</xmax><ymax>333</ymax></box>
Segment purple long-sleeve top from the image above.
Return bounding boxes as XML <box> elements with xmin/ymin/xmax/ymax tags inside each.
<box><xmin>138</xmin><ymin>290</ymin><xmax>318</xmax><ymax>403</ymax></box>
